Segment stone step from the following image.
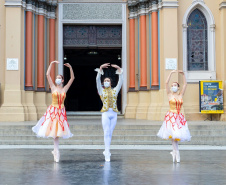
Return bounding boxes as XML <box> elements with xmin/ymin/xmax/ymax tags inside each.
<box><xmin>1</xmin><ymin>130</ymin><xmax>226</xmax><ymax>136</ymax></box>
<box><xmin>0</xmin><ymin>140</ymin><xmax>225</xmax><ymax>146</ymax></box>
<box><xmin>1</xmin><ymin>125</ymin><xmax>226</xmax><ymax>130</ymax></box>
<box><xmin>0</xmin><ymin>123</ymin><xmax>226</xmax><ymax>145</ymax></box>
<box><xmin>0</xmin><ymin>135</ymin><xmax>223</xmax><ymax>142</ymax></box>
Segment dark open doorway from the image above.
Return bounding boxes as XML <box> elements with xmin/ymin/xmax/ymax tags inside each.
<box><xmin>63</xmin><ymin>49</ymin><xmax>122</xmax><ymax>112</ymax></box>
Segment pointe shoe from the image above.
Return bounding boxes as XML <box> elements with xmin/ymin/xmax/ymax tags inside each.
<box><xmin>176</xmin><ymin>151</ymin><xmax>180</xmax><ymax>163</ymax></box>
<box><xmin>55</xmin><ymin>150</ymin><xmax>60</xmax><ymax>163</ymax></box>
<box><xmin>103</xmin><ymin>151</ymin><xmax>111</xmax><ymax>162</ymax></box>
<box><xmin>170</xmin><ymin>150</ymin><xmax>176</xmax><ymax>163</ymax></box>
<box><xmin>52</xmin><ymin>150</ymin><xmax>56</xmax><ymax>162</ymax></box>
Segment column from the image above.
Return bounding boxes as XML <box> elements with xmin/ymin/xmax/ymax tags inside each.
<box><xmin>140</xmin><ymin>14</ymin><xmax>147</xmax><ymax>89</ymax></box>
<box><xmin>220</xmin><ymin>2</ymin><xmax>226</xmax><ymax>120</ymax></box>
<box><xmin>37</xmin><ymin>12</ymin><xmax>45</xmax><ymax>91</ymax></box>
<box><xmin>151</xmin><ymin>1</ymin><xmax>159</xmax><ymax>87</ymax></box>
<box><xmin>25</xmin><ymin>10</ymin><xmax>33</xmax><ymax>90</ymax></box>
<box><xmin>49</xmin><ymin>3</ymin><xmax>57</xmax><ymax>82</ymax></box>
<box><xmin>129</xmin><ymin>18</ymin><xmax>135</xmax><ymax>90</ymax></box>
<box><xmin>35</xmin><ymin>0</ymin><xmax>48</xmax><ymax>118</ymax></box>
<box><xmin>0</xmin><ymin>2</ymin><xmax>26</xmax><ymax>121</ymax></box>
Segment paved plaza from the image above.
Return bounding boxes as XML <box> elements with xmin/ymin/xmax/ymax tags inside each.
<box><xmin>1</xmin><ymin>149</ymin><xmax>226</xmax><ymax>185</ymax></box>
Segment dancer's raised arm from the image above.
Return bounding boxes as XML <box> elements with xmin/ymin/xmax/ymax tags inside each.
<box><xmin>46</xmin><ymin>61</ymin><xmax>59</xmax><ymax>90</ymax></box>
<box><xmin>178</xmin><ymin>70</ymin><xmax>187</xmax><ymax>96</ymax></box>
<box><xmin>165</xmin><ymin>70</ymin><xmax>177</xmax><ymax>95</ymax></box>
<box><xmin>111</xmin><ymin>64</ymin><xmax>123</xmax><ymax>95</ymax></box>
<box><xmin>95</xmin><ymin>63</ymin><xmax>110</xmax><ymax>95</ymax></box>
<box><xmin>63</xmin><ymin>63</ymin><xmax>75</xmax><ymax>93</ymax></box>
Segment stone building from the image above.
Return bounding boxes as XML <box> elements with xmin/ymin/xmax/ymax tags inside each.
<box><xmin>0</xmin><ymin>0</ymin><xmax>225</xmax><ymax>121</ymax></box>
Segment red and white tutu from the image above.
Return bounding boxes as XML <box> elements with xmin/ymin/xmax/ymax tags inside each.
<box><xmin>157</xmin><ymin>111</ymin><xmax>191</xmax><ymax>142</ymax></box>
<box><xmin>32</xmin><ymin>105</ymin><xmax>73</xmax><ymax>139</ymax></box>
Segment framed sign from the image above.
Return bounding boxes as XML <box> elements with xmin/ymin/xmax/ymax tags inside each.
<box><xmin>199</xmin><ymin>81</ymin><xmax>224</xmax><ymax>114</ymax></box>
<box><xmin>165</xmin><ymin>58</ymin><xmax>177</xmax><ymax>70</ymax></box>
<box><xmin>6</xmin><ymin>58</ymin><xmax>19</xmax><ymax>70</ymax></box>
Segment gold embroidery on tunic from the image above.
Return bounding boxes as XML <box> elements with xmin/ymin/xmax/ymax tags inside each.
<box><xmin>100</xmin><ymin>87</ymin><xmax>118</xmax><ymax>112</ymax></box>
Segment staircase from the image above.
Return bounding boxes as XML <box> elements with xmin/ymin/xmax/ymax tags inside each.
<box><xmin>0</xmin><ymin>118</ymin><xmax>225</xmax><ymax>145</ymax></box>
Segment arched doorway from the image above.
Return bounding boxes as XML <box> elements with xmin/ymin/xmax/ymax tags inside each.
<box><xmin>63</xmin><ymin>25</ymin><xmax>122</xmax><ymax>113</ymax></box>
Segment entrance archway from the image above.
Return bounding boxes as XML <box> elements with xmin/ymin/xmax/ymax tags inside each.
<box><xmin>62</xmin><ymin>25</ymin><xmax>122</xmax><ymax>113</ymax></box>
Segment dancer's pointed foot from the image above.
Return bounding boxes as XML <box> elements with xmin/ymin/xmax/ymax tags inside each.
<box><xmin>52</xmin><ymin>150</ymin><xmax>56</xmax><ymax>162</ymax></box>
<box><xmin>170</xmin><ymin>150</ymin><xmax>176</xmax><ymax>163</ymax></box>
<box><xmin>103</xmin><ymin>151</ymin><xmax>111</xmax><ymax>162</ymax></box>
<box><xmin>176</xmin><ymin>151</ymin><xmax>180</xmax><ymax>163</ymax></box>
<box><xmin>55</xmin><ymin>150</ymin><xmax>60</xmax><ymax>163</ymax></box>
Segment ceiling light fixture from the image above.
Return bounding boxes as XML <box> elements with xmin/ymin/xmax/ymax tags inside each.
<box><xmin>88</xmin><ymin>51</ymin><xmax>98</xmax><ymax>55</ymax></box>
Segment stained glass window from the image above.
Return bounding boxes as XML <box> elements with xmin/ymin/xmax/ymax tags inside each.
<box><xmin>187</xmin><ymin>9</ymin><xmax>208</xmax><ymax>71</ymax></box>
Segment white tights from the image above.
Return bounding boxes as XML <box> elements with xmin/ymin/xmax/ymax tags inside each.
<box><xmin>102</xmin><ymin>108</ymin><xmax>117</xmax><ymax>153</ymax></box>
<box><xmin>172</xmin><ymin>139</ymin><xmax>179</xmax><ymax>151</ymax></box>
<box><xmin>54</xmin><ymin>137</ymin><xmax>59</xmax><ymax>152</ymax></box>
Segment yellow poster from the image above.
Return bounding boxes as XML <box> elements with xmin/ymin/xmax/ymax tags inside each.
<box><xmin>199</xmin><ymin>81</ymin><xmax>224</xmax><ymax>114</ymax></box>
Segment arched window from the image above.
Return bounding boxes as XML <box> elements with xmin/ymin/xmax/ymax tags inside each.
<box><xmin>182</xmin><ymin>0</ymin><xmax>216</xmax><ymax>82</ymax></box>
<box><xmin>187</xmin><ymin>9</ymin><xmax>208</xmax><ymax>71</ymax></box>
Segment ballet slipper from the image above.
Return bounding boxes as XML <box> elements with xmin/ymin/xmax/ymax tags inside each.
<box><xmin>103</xmin><ymin>151</ymin><xmax>111</xmax><ymax>162</ymax></box>
<box><xmin>170</xmin><ymin>150</ymin><xmax>176</xmax><ymax>163</ymax></box>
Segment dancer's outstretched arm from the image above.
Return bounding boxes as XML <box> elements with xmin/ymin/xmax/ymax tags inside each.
<box><xmin>46</xmin><ymin>61</ymin><xmax>59</xmax><ymax>90</ymax></box>
<box><xmin>165</xmin><ymin>70</ymin><xmax>177</xmax><ymax>95</ymax></box>
<box><xmin>111</xmin><ymin>64</ymin><xmax>123</xmax><ymax>95</ymax></box>
<box><xmin>95</xmin><ymin>63</ymin><xmax>110</xmax><ymax>96</ymax></box>
<box><xmin>63</xmin><ymin>63</ymin><xmax>75</xmax><ymax>93</ymax></box>
<box><xmin>178</xmin><ymin>70</ymin><xmax>187</xmax><ymax>96</ymax></box>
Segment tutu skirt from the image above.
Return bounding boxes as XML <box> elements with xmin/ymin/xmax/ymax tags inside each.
<box><xmin>157</xmin><ymin>111</ymin><xmax>191</xmax><ymax>142</ymax></box>
<box><xmin>32</xmin><ymin>105</ymin><xmax>73</xmax><ymax>139</ymax></box>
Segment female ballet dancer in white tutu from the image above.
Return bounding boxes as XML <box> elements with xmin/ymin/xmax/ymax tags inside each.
<box><xmin>95</xmin><ymin>63</ymin><xmax>123</xmax><ymax>162</ymax></box>
<box><xmin>157</xmin><ymin>70</ymin><xmax>191</xmax><ymax>163</ymax></box>
<box><xmin>32</xmin><ymin>61</ymin><xmax>74</xmax><ymax>162</ymax></box>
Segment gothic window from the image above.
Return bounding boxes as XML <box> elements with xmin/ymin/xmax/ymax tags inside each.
<box><xmin>187</xmin><ymin>9</ymin><xmax>208</xmax><ymax>71</ymax></box>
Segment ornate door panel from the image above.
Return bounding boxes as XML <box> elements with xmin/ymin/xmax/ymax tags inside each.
<box><xmin>63</xmin><ymin>25</ymin><xmax>122</xmax><ymax>47</ymax></box>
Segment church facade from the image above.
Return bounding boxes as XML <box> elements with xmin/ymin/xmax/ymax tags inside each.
<box><xmin>0</xmin><ymin>0</ymin><xmax>225</xmax><ymax>121</ymax></box>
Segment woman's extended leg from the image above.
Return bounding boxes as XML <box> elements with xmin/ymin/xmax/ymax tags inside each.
<box><xmin>102</xmin><ymin>112</ymin><xmax>111</xmax><ymax>154</ymax></box>
<box><xmin>171</xmin><ymin>139</ymin><xmax>180</xmax><ymax>162</ymax></box>
<box><xmin>109</xmin><ymin>112</ymin><xmax>117</xmax><ymax>143</ymax></box>
<box><xmin>52</xmin><ymin>137</ymin><xmax>60</xmax><ymax>162</ymax></box>
<box><xmin>172</xmin><ymin>139</ymin><xmax>179</xmax><ymax>151</ymax></box>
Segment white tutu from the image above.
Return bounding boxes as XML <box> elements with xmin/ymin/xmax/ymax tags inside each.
<box><xmin>157</xmin><ymin>111</ymin><xmax>191</xmax><ymax>142</ymax></box>
<box><xmin>32</xmin><ymin>105</ymin><xmax>73</xmax><ymax>139</ymax></box>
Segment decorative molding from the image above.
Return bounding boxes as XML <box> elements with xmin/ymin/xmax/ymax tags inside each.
<box><xmin>4</xmin><ymin>0</ymin><xmax>23</xmax><ymax>7</ymax></box>
<box><xmin>26</xmin><ymin>0</ymin><xmax>33</xmax><ymax>12</ymax></box>
<box><xmin>62</xmin><ymin>3</ymin><xmax>122</xmax><ymax>20</ymax></box>
<box><xmin>60</xmin><ymin>0</ymin><xmax>126</xmax><ymax>2</ymax></box>
<box><xmin>22</xmin><ymin>0</ymin><xmax>26</xmax><ymax>9</ymax></box>
<box><xmin>128</xmin><ymin>6</ymin><xmax>138</xmax><ymax>19</ymax></box>
<box><xmin>182</xmin><ymin>0</ymin><xmax>216</xmax><ymax>82</ymax></box>
<box><xmin>128</xmin><ymin>0</ymin><xmax>173</xmax><ymax>16</ymax></box>
<box><xmin>192</xmin><ymin>0</ymin><xmax>204</xmax><ymax>5</ymax></box>
<box><xmin>63</xmin><ymin>25</ymin><xmax>122</xmax><ymax>47</ymax></box>
<box><xmin>4</xmin><ymin>0</ymin><xmax>58</xmax><ymax>16</ymax></box>
<box><xmin>151</xmin><ymin>1</ymin><xmax>158</xmax><ymax>12</ymax></box>
<box><xmin>138</xmin><ymin>1</ymin><xmax>148</xmax><ymax>16</ymax></box>
<box><xmin>37</xmin><ymin>0</ymin><xmax>46</xmax><ymax>16</ymax></box>
<box><xmin>219</xmin><ymin>2</ymin><xmax>226</xmax><ymax>10</ymax></box>
<box><xmin>182</xmin><ymin>24</ymin><xmax>188</xmax><ymax>32</ymax></box>
<box><xmin>159</xmin><ymin>1</ymin><xmax>179</xmax><ymax>9</ymax></box>
<box><xmin>210</xmin><ymin>24</ymin><xmax>216</xmax><ymax>32</ymax></box>
<box><xmin>185</xmin><ymin>71</ymin><xmax>216</xmax><ymax>83</ymax></box>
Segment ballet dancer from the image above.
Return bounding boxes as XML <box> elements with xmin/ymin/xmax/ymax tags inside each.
<box><xmin>157</xmin><ymin>70</ymin><xmax>191</xmax><ymax>163</ymax></box>
<box><xmin>95</xmin><ymin>63</ymin><xmax>123</xmax><ymax>162</ymax></box>
<box><xmin>32</xmin><ymin>61</ymin><xmax>74</xmax><ymax>162</ymax></box>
